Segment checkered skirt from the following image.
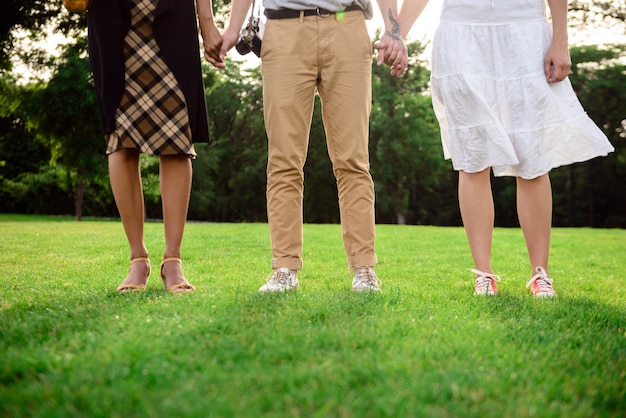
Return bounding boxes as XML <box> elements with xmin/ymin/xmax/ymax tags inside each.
<box><xmin>106</xmin><ymin>0</ymin><xmax>196</xmax><ymax>158</ymax></box>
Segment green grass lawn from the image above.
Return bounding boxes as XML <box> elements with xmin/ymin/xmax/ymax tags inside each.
<box><xmin>0</xmin><ymin>214</ymin><xmax>624</xmax><ymax>417</ymax></box>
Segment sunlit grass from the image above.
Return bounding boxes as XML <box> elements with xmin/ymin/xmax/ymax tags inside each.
<box><xmin>0</xmin><ymin>214</ymin><xmax>624</xmax><ymax>417</ymax></box>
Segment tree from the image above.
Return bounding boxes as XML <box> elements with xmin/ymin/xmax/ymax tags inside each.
<box><xmin>370</xmin><ymin>39</ymin><xmax>453</xmax><ymax>225</ymax></box>
<box><xmin>302</xmin><ymin>96</ymin><xmax>341</xmax><ymax>224</ymax></box>
<box><xmin>569</xmin><ymin>0</ymin><xmax>626</xmax><ymax>24</ymax></box>
<box><xmin>556</xmin><ymin>44</ymin><xmax>626</xmax><ymax>227</ymax></box>
<box><xmin>1</xmin><ymin>1</ymin><xmax>86</xmax><ymax>72</ymax></box>
<box><xmin>21</xmin><ymin>39</ymin><xmax>106</xmax><ymax>220</ymax></box>
<box><xmin>189</xmin><ymin>60</ymin><xmax>268</xmax><ymax>222</ymax></box>
<box><xmin>3</xmin><ymin>3</ymin><xmax>626</xmax><ymax>227</ymax></box>
<box><xmin>0</xmin><ymin>72</ymin><xmax>56</xmax><ymax>214</ymax></box>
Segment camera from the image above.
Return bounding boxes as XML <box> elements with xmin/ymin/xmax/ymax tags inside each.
<box><xmin>235</xmin><ymin>17</ymin><xmax>264</xmax><ymax>57</ymax></box>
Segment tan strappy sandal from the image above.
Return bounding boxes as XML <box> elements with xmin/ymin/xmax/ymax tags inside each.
<box><xmin>116</xmin><ymin>257</ymin><xmax>151</xmax><ymax>292</ymax></box>
<box><xmin>160</xmin><ymin>257</ymin><xmax>196</xmax><ymax>294</ymax></box>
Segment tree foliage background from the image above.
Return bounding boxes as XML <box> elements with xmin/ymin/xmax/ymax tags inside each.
<box><xmin>0</xmin><ymin>1</ymin><xmax>624</xmax><ymax>227</ymax></box>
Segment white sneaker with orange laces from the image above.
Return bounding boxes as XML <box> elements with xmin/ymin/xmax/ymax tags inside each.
<box><xmin>526</xmin><ymin>266</ymin><xmax>557</xmax><ymax>298</ymax></box>
<box><xmin>470</xmin><ymin>269</ymin><xmax>501</xmax><ymax>296</ymax></box>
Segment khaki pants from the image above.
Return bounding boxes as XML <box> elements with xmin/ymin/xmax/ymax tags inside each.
<box><xmin>261</xmin><ymin>10</ymin><xmax>378</xmax><ymax>271</ymax></box>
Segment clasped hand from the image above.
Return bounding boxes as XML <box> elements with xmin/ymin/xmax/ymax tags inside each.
<box><xmin>200</xmin><ymin>16</ymin><xmax>226</xmax><ymax>69</ymax></box>
<box><xmin>374</xmin><ymin>31</ymin><xmax>408</xmax><ymax>77</ymax></box>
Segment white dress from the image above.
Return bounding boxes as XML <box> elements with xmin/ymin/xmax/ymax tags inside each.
<box><xmin>430</xmin><ymin>0</ymin><xmax>614</xmax><ymax>179</ymax></box>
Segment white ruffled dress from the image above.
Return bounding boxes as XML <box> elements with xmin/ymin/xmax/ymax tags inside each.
<box><xmin>430</xmin><ymin>0</ymin><xmax>614</xmax><ymax>179</ymax></box>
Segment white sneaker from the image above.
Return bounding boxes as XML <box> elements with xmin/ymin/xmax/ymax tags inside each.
<box><xmin>471</xmin><ymin>269</ymin><xmax>501</xmax><ymax>296</ymax></box>
<box><xmin>351</xmin><ymin>267</ymin><xmax>381</xmax><ymax>292</ymax></box>
<box><xmin>526</xmin><ymin>266</ymin><xmax>557</xmax><ymax>298</ymax></box>
<box><xmin>258</xmin><ymin>268</ymin><xmax>298</xmax><ymax>293</ymax></box>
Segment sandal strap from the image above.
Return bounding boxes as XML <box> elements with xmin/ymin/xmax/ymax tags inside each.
<box><xmin>160</xmin><ymin>257</ymin><xmax>195</xmax><ymax>293</ymax></box>
<box><xmin>117</xmin><ymin>258</ymin><xmax>151</xmax><ymax>292</ymax></box>
<box><xmin>160</xmin><ymin>257</ymin><xmax>182</xmax><ymax>269</ymax></box>
<box><xmin>131</xmin><ymin>256</ymin><xmax>151</xmax><ymax>275</ymax></box>
<box><xmin>130</xmin><ymin>256</ymin><xmax>150</xmax><ymax>265</ymax></box>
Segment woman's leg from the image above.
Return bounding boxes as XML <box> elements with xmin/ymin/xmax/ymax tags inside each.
<box><xmin>108</xmin><ymin>149</ymin><xmax>150</xmax><ymax>288</ymax></box>
<box><xmin>159</xmin><ymin>154</ymin><xmax>193</xmax><ymax>289</ymax></box>
<box><xmin>459</xmin><ymin>168</ymin><xmax>494</xmax><ymax>273</ymax></box>
<box><xmin>516</xmin><ymin>174</ymin><xmax>552</xmax><ymax>274</ymax></box>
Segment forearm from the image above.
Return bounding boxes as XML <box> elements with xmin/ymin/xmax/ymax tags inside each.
<box><xmin>376</xmin><ymin>0</ymin><xmax>402</xmax><ymax>40</ymax></box>
<box><xmin>196</xmin><ymin>0</ymin><xmax>225</xmax><ymax>67</ymax></box>
<box><xmin>547</xmin><ymin>0</ymin><xmax>568</xmax><ymax>46</ymax></box>
<box><xmin>196</xmin><ymin>0</ymin><xmax>217</xmax><ymax>29</ymax></box>
<box><xmin>398</xmin><ymin>0</ymin><xmax>430</xmax><ymax>39</ymax></box>
<box><xmin>225</xmin><ymin>0</ymin><xmax>254</xmax><ymax>34</ymax></box>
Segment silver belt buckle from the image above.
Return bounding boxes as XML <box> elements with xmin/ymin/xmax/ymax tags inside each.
<box><xmin>316</xmin><ymin>7</ymin><xmax>330</xmax><ymax>17</ymax></box>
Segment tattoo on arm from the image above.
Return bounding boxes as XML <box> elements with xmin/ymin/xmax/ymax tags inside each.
<box><xmin>385</xmin><ymin>9</ymin><xmax>401</xmax><ymax>40</ymax></box>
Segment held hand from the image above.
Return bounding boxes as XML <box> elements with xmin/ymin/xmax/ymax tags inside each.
<box><xmin>200</xmin><ymin>19</ymin><xmax>226</xmax><ymax>68</ymax></box>
<box><xmin>374</xmin><ymin>33</ymin><xmax>408</xmax><ymax>77</ymax></box>
<box><xmin>544</xmin><ymin>41</ymin><xmax>571</xmax><ymax>83</ymax></box>
<box><xmin>218</xmin><ymin>27</ymin><xmax>242</xmax><ymax>64</ymax></box>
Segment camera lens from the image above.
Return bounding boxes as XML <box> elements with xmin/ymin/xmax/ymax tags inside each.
<box><xmin>236</xmin><ymin>39</ymin><xmax>252</xmax><ymax>55</ymax></box>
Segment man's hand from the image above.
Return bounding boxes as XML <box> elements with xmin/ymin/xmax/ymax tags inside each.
<box><xmin>218</xmin><ymin>26</ymin><xmax>242</xmax><ymax>64</ymax></box>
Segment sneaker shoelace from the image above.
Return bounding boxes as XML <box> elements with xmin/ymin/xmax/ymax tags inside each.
<box><xmin>470</xmin><ymin>269</ymin><xmax>501</xmax><ymax>294</ymax></box>
<box><xmin>267</xmin><ymin>269</ymin><xmax>293</xmax><ymax>286</ymax></box>
<box><xmin>526</xmin><ymin>266</ymin><xmax>555</xmax><ymax>295</ymax></box>
<box><xmin>354</xmin><ymin>267</ymin><xmax>381</xmax><ymax>289</ymax></box>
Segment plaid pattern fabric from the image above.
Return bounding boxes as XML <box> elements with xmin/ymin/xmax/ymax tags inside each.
<box><xmin>106</xmin><ymin>0</ymin><xmax>196</xmax><ymax>158</ymax></box>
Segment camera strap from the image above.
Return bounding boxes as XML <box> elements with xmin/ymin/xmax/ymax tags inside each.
<box><xmin>244</xmin><ymin>0</ymin><xmax>260</xmax><ymax>44</ymax></box>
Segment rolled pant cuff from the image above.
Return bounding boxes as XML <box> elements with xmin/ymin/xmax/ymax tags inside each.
<box><xmin>348</xmin><ymin>253</ymin><xmax>378</xmax><ymax>271</ymax></box>
<box><xmin>272</xmin><ymin>257</ymin><xmax>303</xmax><ymax>271</ymax></box>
